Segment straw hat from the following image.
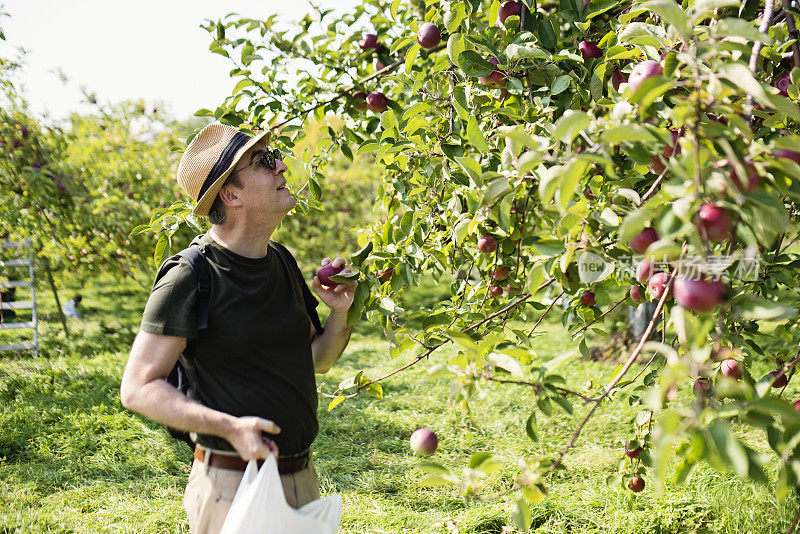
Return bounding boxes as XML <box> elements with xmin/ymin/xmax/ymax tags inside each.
<box><xmin>176</xmin><ymin>123</ymin><xmax>270</xmax><ymax>217</ymax></box>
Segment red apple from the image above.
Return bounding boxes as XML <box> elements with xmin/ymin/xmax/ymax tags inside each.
<box><xmin>410</xmin><ymin>428</ymin><xmax>438</xmax><ymax>455</ymax></box>
<box><xmin>583</xmin><ymin>0</ymin><xmax>590</xmax><ymax>7</ymax></box>
<box><xmin>580</xmin><ymin>291</ymin><xmax>596</xmax><ymax>307</ymax></box>
<box><xmin>628</xmin><ymin>60</ymin><xmax>663</xmax><ymax>93</ymax></box>
<box><xmin>57</xmin><ymin>181</ymin><xmax>67</xmax><ymax>193</ymax></box>
<box><xmin>662</xmin><ymin>129</ymin><xmax>681</xmax><ymax>158</ymax></box>
<box><xmin>11</xmin><ymin>140</ymin><xmax>21</xmax><ymax>149</ymax></box>
<box><xmin>378</xmin><ymin>267</ymin><xmax>394</xmax><ymax>281</ymax></box>
<box><xmin>721</xmin><ymin>358</ymin><xmax>743</xmax><ymax>380</ymax></box>
<box><xmin>767</xmin><ymin>370</ymin><xmax>789</xmax><ymax>388</ymax></box>
<box><xmin>636</xmin><ymin>259</ymin><xmax>656</xmax><ymax>283</ymax></box>
<box><xmin>490</xmin><ymin>285</ymin><xmax>504</xmax><ymax>297</ymax></box>
<box><xmin>366</xmin><ymin>91</ymin><xmax>388</xmax><ymax>112</ymax></box>
<box><xmin>625</xmin><ymin>440</ymin><xmax>642</xmax><ymax>459</ymax></box>
<box><xmin>612</xmin><ymin>68</ymin><xmax>627</xmax><ymax>91</ymax></box>
<box><xmin>316</xmin><ymin>263</ymin><xmax>344</xmax><ymax>288</ymax></box>
<box><xmin>579</xmin><ymin>41</ymin><xmax>602</xmax><ymax>60</ymax></box>
<box><xmin>628</xmin><ymin>477</ymin><xmax>645</xmax><ymax>492</ymax></box>
<box><xmin>352</xmin><ymin>91</ymin><xmax>368</xmax><ymax>111</ymax></box>
<box><xmin>360</xmin><ymin>33</ymin><xmax>379</xmax><ymax>51</ymax></box>
<box><xmin>673</xmin><ymin>276</ymin><xmax>727</xmax><ymax>312</ymax></box>
<box><xmin>775</xmin><ymin>73</ymin><xmax>792</xmax><ymax>96</ymax></box>
<box><xmin>478</xmin><ymin>235</ymin><xmax>498</xmax><ymax>254</ymax></box>
<box><xmin>478</xmin><ymin>57</ymin><xmax>505</xmax><ymax>88</ymax></box>
<box><xmin>630</xmin><ymin>285</ymin><xmax>645</xmax><ymax>303</ymax></box>
<box><xmin>20</xmin><ymin>126</ymin><xmax>28</xmax><ymax>138</ymax></box>
<box><xmin>498</xmin><ymin>1</ymin><xmax>522</xmax><ymax>24</ymax></box>
<box><xmin>729</xmin><ymin>163</ymin><xmax>760</xmax><ymax>193</ymax></box>
<box><xmin>693</xmin><ymin>377</ymin><xmax>712</xmax><ymax>397</ymax></box>
<box><xmin>794</xmin><ymin>399</ymin><xmax>800</xmax><ymax>412</ymax></box>
<box><xmin>629</xmin><ymin>228</ymin><xmax>659</xmax><ymax>254</ymax></box>
<box><xmin>696</xmin><ymin>204</ymin><xmax>733</xmax><ymax>242</ymax></box>
<box><xmin>493</xmin><ymin>267</ymin><xmax>510</xmax><ymax>280</ymax></box>
<box><xmin>648</xmin><ymin>272</ymin><xmax>671</xmax><ymax>300</ymax></box>
<box><xmin>417</xmin><ymin>22</ymin><xmax>441</xmax><ymax>49</ymax></box>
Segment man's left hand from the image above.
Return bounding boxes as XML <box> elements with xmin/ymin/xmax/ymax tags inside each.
<box><xmin>312</xmin><ymin>257</ymin><xmax>357</xmax><ymax>312</ymax></box>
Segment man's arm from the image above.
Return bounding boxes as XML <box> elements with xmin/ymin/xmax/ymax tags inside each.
<box><xmin>311</xmin><ymin>309</ymin><xmax>352</xmax><ymax>374</ymax></box>
<box><xmin>120</xmin><ymin>330</ymin><xmax>279</xmax><ymax>460</ymax></box>
<box><xmin>310</xmin><ymin>257</ymin><xmax>357</xmax><ymax>374</ymax></box>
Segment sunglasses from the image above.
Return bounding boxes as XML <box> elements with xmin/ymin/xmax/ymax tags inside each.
<box><xmin>235</xmin><ymin>148</ymin><xmax>283</xmax><ymax>175</ymax></box>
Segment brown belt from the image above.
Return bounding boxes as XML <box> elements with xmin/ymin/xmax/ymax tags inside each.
<box><xmin>193</xmin><ymin>445</ymin><xmax>311</xmax><ymax>475</ymax></box>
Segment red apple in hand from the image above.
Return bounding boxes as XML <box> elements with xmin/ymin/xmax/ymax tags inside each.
<box><xmin>629</xmin><ymin>228</ymin><xmax>659</xmax><ymax>254</ymax></box>
<box><xmin>673</xmin><ymin>276</ymin><xmax>727</xmax><ymax>312</ymax></box>
<box><xmin>417</xmin><ymin>22</ymin><xmax>441</xmax><ymax>49</ymax></box>
<box><xmin>366</xmin><ymin>91</ymin><xmax>387</xmax><ymax>112</ymax></box>
<box><xmin>498</xmin><ymin>1</ymin><xmax>522</xmax><ymax>24</ymax></box>
<box><xmin>696</xmin><ymin>204</ymin><xmax>733</xmax><ymax>242</ymax></box>
<box><xmin>360</xmin><ymin>33</ymin><xmax>379</xmax><ymax>50</ymax></box>
<box><xmin>410</xmin><ymin>428</ymin><xmax>438</xmax><ymax>455</ymax></box>
<box><xmin>720</xmin><ymin>358</ymin><xmax>743</xmax><ymax>380</ymax></box>
<box><xmin>317</xmin><ymin>263</ymin><xmax>344</xmax><ymax>288</ymax></box>
<box><xmin>579</xmin><ymin>41</ymin><xmax>602</xmax><ymax>60</ymax></box>
<box><xmin>628</xmin><ymin>60</ymin><xmax>663</xmax><ymax>93</ymax></box>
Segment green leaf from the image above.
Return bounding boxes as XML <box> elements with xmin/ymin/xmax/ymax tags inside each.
<box><xmin>712</xmin><ymin>18</ymin><xmax>772</xmax><ymax>43</ymax></box>
<box><xmin>458</xmin><ymin>50</ymin><xmax>495</xmax><ymax>77</ymax></box>
<box><xmin>734</xmin><ymin>294</ymin><xmax>797</xmax><ymax>321</ymax></box>
<box><xmin>511</xmin><ymin>499</ymin><xmax>533</xmax><ymax>530</ymax></box>
<box><xmin>456</xmin><ymin>156</ymin><xmax>483</xmax><ymax>181</ymax></box>
<box><xmin>553</xmin><ymin>111</ymin><xmax>590</xmax><ymax>143</ymax></box>
<box><xmin>447</xmin><ymin>33</ymin><xmax>467</xmax><ymax>66</ymax></box>
<box><xmin>328</xmin><ymin>395</ymin><xmax>345</xmax><ymax>411</ymax></box>
<box><xmin>419</xmin><ymin>475</ymin><xmax>455</xmax><ymax>486</ymax></box>
<box><xmin>600</xmin><ymin>124</ymin><xmax>658</xmax><ymax>144</ymax></box>
<box><xmin>350</xmin><ymin>241</ymin><xmax>373</xmax><ymax>266</ymax></box>
<box><xmin>550</xmin><ymin>75</ymin><xmax>572</xmax><ymax>95</ymax></box>
<box><xmin>405</xmin><ymin>43</ymin><xmax>421</xmax><ymax>74</ymax></box>
<box><xmin>558</xmin><ymin>158</ymin><xmax>589</xmax><ymax>210</ymax></box>
<box><xmin>469</xmin><ymin>451</ymin><xmax>494</xmax><ymax>469</ymax></box>
<box><xmin>720</xmin><ymin>63</ymin><xmax>800</xmax><ymax>121</ymax></box>
<box><xmin>505</xmin><ymin>43</ymin><xmax>549</xmax><ymax>61</ymax></box>
<box><xmin>643</xmin><ymin>0</ymin><xmax>690</xmax><ymax>41</ymax></box>
<box><xmin>467</xmin><ymin>116</ymin><xmax>491</xmax><ymax>153</ymax></box>
<box><xmin>346</xmin><ymin>282</ymin><xmax>370</xmax><ymax>326</ymax></box>
<box><xmin>525</xmin><ymin>412</ymin><xmax>538</xmax><ymax>442</ymax></box>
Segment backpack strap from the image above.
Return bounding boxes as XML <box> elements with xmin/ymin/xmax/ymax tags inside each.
<box><xmin>176</xmin><ymin>245</ymin><xmax>211</xmax><ymax>331</ymax></box>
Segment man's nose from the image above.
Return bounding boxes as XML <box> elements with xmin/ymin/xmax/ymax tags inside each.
<box><xmin>273</xmin><ymin>159</ymin><xmax>288</xmax><ymax>174</ymax></box>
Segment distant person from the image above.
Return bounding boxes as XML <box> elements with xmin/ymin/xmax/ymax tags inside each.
<box><xmin>62</xmin><ymin>295</ymin><xmax>82</xmax><ymax>318</ymax></box>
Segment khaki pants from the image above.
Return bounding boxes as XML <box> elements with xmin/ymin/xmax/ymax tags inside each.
<box><xmin>183</xmin><ymin>454</ymin><xmax>320</xmax><ymax>534</ymax></box>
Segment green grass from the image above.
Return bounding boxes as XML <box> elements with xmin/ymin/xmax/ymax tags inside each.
<box><xmin>0</xmin><ymin>273</ymin><xmax>798</xmax><ymax>533</ymax></box>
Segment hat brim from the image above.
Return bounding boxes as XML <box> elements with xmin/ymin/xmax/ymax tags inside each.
<box><xmin>192</xmin><ymin>130</ymin><xmax>271</xmax><ymax>217</ymax></box>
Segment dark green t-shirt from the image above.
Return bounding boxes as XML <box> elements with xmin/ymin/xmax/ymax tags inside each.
<box><xmin>140</xmin><ymin>233</ymin><xmax>321</xmax><ymax>454</ymax></box>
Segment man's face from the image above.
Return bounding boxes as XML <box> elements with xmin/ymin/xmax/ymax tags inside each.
<box><xmin>228</xmin><ymin>142</ymin><xmax>295</xmax><ymax>217</ymax></box>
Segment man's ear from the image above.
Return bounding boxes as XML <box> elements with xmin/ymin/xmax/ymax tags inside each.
<box><xmin>219</xmin><ymin>186</ymin><xmax>242</xmax><ymax>208</ymax></box>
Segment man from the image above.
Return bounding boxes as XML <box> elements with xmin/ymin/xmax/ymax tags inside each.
<box><xmin>120</xmin><ymin>123</ymin><xmax>357</xmax><ymax>533</ymax></box>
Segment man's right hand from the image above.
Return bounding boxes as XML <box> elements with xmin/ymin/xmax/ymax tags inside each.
<box><xmin>227</xmin><ymin>416</ymin><xmax>281</xmax><ymax>460</ymax></box>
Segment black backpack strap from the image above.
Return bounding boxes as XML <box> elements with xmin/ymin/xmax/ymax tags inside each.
<box><xmin>271</xmin><ymin>241</ymin><xmax>325</xmax><ymax>336</ymax></box>
<box><xmin>176</xmin><ymin>245</ymin><xmax>211</xmax><ymax>331</ymax></box>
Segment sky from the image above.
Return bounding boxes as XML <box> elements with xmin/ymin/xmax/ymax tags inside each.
<box><xmin>0</xmin><ymin>0</ymin><xmax>359</xmax><ymax>122</ymax></box>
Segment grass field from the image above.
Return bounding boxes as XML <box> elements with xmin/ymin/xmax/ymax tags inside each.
<box><xmin>0</xmin><ymin>272</ymin><xmax>798</xmax><ymax>533</ymax></box>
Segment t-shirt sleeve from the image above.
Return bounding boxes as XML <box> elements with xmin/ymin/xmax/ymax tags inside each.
<box><xmin>140</xmin><ymin>258</ymin><xmax>198</xmax><ymax>339</ymax></box>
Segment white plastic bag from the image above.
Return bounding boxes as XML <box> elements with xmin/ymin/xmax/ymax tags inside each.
<box><xmin>219</xmin><ymin>455</ymin><xmax>342</xmax><ymax>534</ymax></box>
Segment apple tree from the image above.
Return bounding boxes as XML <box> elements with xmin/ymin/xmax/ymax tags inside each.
<box><xmin>145</xmin><ymin>0</ymin><xmax>800</xmax><ymax>528</ymax></box>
